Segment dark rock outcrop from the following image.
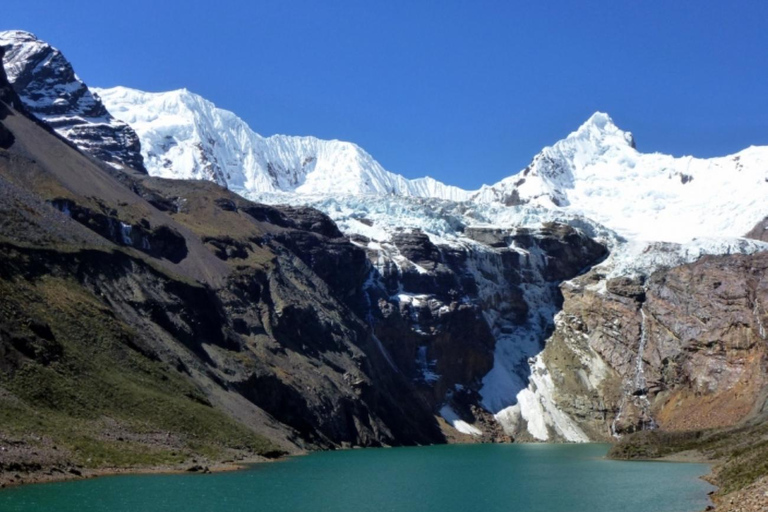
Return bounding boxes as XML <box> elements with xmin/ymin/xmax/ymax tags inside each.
<box><xmin>392</xmin><ymin>229</ymin><xmax>442</xmax><ymax>270</ymax></box>
<box><xmin>0</xmin><ymin>120</ymin><xmax>13</xmax><ymax>149</ymax></box>
<box><xmin>50</xmin><ymin>198</ymin><xmax>188</xmax><ymax>263</ymax></box>
<box><xmin>0</xmin><ymin>31</ymin><xmax>146</xmax><ymax>172</ymax></box>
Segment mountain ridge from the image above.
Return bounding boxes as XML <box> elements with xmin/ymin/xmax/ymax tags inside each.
<box><xmin>93</xmin><ymin>85</ymin><xmax>471</xmax><ymax>201</ymax></box>
<box><xmin>3</xmin><ymin>30</ymin><xmax>767</xmax><ymax>248</ymax></box>
<box><xmin>97</xmin><ymin>80</ymin><xmax>768</xmax><ymax>244</ymax></box>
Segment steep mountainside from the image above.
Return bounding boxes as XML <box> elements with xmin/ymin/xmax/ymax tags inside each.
<box><xmin>0</xmin><ymin>58</ymin><xmax>448</xmax><ymax>480</ymax></box>
<box><xmin>93</xmin><ymin>86</ymin><xmax>469</xmax><ymax>200</ymax></box>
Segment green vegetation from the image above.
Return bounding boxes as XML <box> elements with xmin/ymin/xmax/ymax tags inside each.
<box><xmin>0</xmin><ymin>266</ymin><xmax>279</xmax><ymax>469</ymax></box>
<box><xmin>609</xmin><ymin>420</ymin><xmax>768</xmax><ymax>495</ymax></box>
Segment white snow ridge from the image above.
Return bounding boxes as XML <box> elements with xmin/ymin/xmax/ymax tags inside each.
<box><xmin>94</xmin><ymin>86</ymin><xmax>470</xmax><ymax>201</ymax></box>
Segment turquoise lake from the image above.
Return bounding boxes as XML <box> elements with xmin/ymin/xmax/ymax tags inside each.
<box><xmin>0</xmin><ymin>444</ymin><xmax>714</xmax><ymax>512</ymax></box>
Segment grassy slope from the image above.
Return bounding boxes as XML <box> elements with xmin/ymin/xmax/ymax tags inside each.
<box><xmin>0</xmin><ymin>257</ymin><xmax>280</xmax><ymax>470</ymax></box>
<box><xmin>609</xmin><ymin>420</ymin><xmax>768</xmax><ymax>496</ymax></box>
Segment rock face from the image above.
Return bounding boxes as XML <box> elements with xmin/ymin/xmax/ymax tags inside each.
<box><xmin>359</xmin><ymin>223</ymin><xmax>607</xmax><ymax>440</ymax></box>
<box><xmin>531</xmin><ymin>252</ymin><xmax>768</xmax><ymax>440</ymax></box>
<box><xmin>644</xmin><ymin>254</ymin><xmax>768</xmax><ymax>430</ymax></box>
<box><xmin>0</xmin><ymin>31</ymin><xmax>145</xmax><ymax>172</ymax></box>
<box><xmin>746</xmin><ymin>216</ymin><xmax>768</xmax><ymax>243</ymax></box>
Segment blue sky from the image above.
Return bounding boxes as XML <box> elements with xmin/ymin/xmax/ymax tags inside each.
<box><xmin>4</xmin><ymin>1</ymin><xmax>768</xmax><ymax>189</ymax></box>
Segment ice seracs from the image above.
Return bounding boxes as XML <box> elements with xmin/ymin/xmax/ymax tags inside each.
<box><xmin>94</xmin><ymin>86</ymin><xmax>470</xmax><ymax>201</ymax></box>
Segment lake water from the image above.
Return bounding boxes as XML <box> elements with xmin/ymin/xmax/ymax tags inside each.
<box><xmin>0</xmin><ymin>444</ymin><xmax>714</xmax><ymax>512</ymax></box>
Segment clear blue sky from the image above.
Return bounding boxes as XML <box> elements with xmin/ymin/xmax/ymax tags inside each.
<box><xmin>4</xmin><ymin>1</ymin><xmax>768</xmax><ymax>189</ymax></box>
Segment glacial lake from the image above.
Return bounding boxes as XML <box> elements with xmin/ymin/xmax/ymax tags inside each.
<box><xmin>0</xmin><ymin>444</ymin><xmax>714</xmax><ymax>512</ymax></box>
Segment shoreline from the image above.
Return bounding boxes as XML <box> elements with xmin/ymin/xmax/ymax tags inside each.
<box><xmin>0</xmin><ymin>453</ymin><xmax>287</xmax><ymax>490</ymax></box>
<box><xmin>0</xmin><ymin>441</ymin><xmax>716</xmax><ymax>489</ymax></box>
<box><xmin>0</xmin><ymin>440</ymin><xmax>714</xmax><ymax>482</ymax></box>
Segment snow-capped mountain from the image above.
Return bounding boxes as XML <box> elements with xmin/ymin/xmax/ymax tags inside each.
<box><xmin>3</xmin><ymin>29</ymin><xmax>764</xmax><ymax>245</ymax></box>
<box><xmin>95</xmin><ymin>80</ymin><xmax>768</xmax><ymax>246</ymax></box>
<box><xmin>0</xmin><ymin>30</ymin><xmax>145</xmax><ymax>171</ymax></box>
<box><xmin>93</xmin><ymin>86</ymin><xmax>470</xmax><ymax>200</ymax></box>
<box><xmin>473</xmin><ymin>112</ymin><xmax>768</xmax><ymax>243</ymax></box>
<box><xmin>5</xmin><ymin>29</ymin><xmax>768</xmax><ymax>447</ymax></box>
<box><xmin>3</xmin><ymin>30</ymin><xmax>766</xmax><ymax>247</ymax></box>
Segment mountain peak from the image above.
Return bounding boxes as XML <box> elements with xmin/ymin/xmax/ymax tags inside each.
<box><xmin>568</xmin><ymin>111</ymin><xmax>635</xmax><ymax>150</ymax></box>
<box><xmin>581</xmin><ymin>111</ymin><xmax>613</xmax><ymax>130</ymax></box>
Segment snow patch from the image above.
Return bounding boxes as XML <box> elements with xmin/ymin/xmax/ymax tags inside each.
<box><xmin>439</xmin><ymin>405</ymin><xmax>482</xmax><ymax>436</ymax></box>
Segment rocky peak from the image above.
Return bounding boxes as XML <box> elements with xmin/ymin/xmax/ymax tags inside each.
<box><xmin>0</xmin><ymin>30</ymin><xmax>146</xmax><ymax>172</ymax></box>
<box><xmin>518</xmin><ymin>112</ymin><xmax>637</xmax><ymax>190</ymax></box>
<box><xmin>470</xmin><ymin>112</ymin><xmax>636</xmax><ymax>208</ymax></box>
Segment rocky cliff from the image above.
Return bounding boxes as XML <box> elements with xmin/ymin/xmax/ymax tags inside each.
<box><xmin>361</xmin><ymin>224</ymin><xmax>607</xmax><ymax>440</ymax></box>
<box><xmin>527</xmin><ymin>251</ymin><xmax>768</xmax><ymax>442</ymax></box>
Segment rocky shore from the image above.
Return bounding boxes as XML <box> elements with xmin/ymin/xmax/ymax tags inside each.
<box><xmin>709</xmin><ymin>476</ymin><xmax>768</xmax><ymax>512</ymax></box>
<box><xmin>0</xmin><ymin>433</ymin><xmax>284</xmax><ymax>489</ymax></box>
